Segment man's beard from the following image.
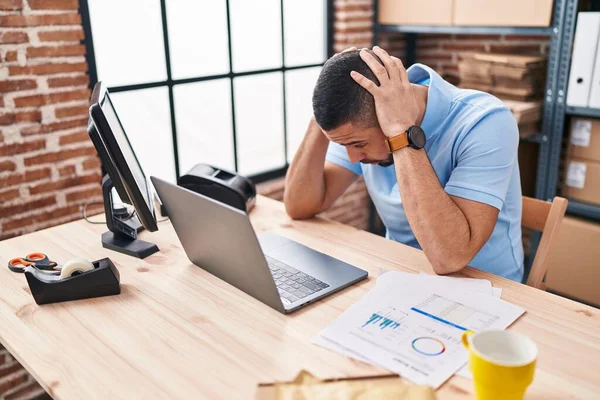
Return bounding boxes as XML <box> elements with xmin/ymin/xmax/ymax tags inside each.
<box><xmin>360</xmin><ymin>154</ymin><xmax>394</xmax><ymax>167</ymax></box>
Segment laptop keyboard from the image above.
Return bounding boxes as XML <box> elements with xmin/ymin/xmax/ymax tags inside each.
<box><xmin>265</xmin><ymin>255</ymin><xmax>330</xmax><ymax>304</ymax></box>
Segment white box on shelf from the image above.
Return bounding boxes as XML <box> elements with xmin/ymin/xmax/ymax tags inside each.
<box><xmin>588</xmin><ymin>26</ymin><xmax>600</xmax><ymax>109</ymax></box>
<box><xmin>566</xmin><ymin>12</ymin><xmax>600</xmax><ymax>108</ymax></box>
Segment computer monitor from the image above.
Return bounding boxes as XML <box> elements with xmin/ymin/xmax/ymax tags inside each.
<box><xmin>88</xmin><ymin>82</ymin><xmax>159</xmax><ymax>258</ymax></box>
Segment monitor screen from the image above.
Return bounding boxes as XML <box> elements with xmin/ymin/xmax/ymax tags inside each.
<box><xmin>101</xmin><ymin>95</ymin><xmax>151</xmax><ymax>209</ymax></box>
<box><xmin>88</xmin><ymin>82</ymin><xmax>158</xmax><ymax>232</ymax></box>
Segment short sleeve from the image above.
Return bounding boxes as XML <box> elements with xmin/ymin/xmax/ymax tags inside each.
<box><xmin>444</xmin><ymin>108</ymin><xmax>519</xmax><ymax>210</ymax></box>
<box><xmin>325</xmin><ymin>142</ymin><xmax>363</xmax><ymax>176</ymax></box>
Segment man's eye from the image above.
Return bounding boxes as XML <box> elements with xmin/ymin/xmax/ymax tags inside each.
<box><xmin>354</xmin><ymin>143</ymin><xmax>366</xmax><ymax>149</ymax></box>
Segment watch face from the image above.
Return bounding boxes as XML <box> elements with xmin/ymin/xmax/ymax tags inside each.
<box><xmin>408</xmin><ymin>126</ymin><xmax>426</xmax><ymax>149</ymax></box>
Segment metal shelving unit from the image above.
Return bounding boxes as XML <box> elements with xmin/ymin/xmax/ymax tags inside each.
<box><xmin>378</xmin><ymin>24</ymin><xmax>554</xmax><ymax>36</ymax></box>
<box><xmin>522</xmin><ymin>132</ymin><xmax>545</xmax><ymax>144</ymax></box>
<box><xmin>566</xmin><ymin>105</ymin><xmax>600</xmax><ymax>118</ymax></box>
<box><xmin>567</xmin><ymin>200</ymin><xmax>600</xmax><ymax>220</ymax></box>
<box><xmin>544</xmin><ymin>0</ymin><xmax>600</xmax><ymax>222</ymax></box>
<box><xmin>373</xmin><ymin>0</ymin><xmax>573</xmax><ymax>203</ymax></box>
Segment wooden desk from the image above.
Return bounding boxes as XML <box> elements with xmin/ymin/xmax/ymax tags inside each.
<box><xmin>0</xmin><ymin>196</ymin><xmax>598</xmax><ymax>399</ymax></box>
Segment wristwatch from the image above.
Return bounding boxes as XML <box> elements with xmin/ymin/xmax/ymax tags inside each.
<box><xmin>384</xmin><ymin>125</ymin><xmax>426</xmax><ymax>153</ymax></box>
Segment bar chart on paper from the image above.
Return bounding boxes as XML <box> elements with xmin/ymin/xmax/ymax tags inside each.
<box><xmin>362</xmin><ymin>312</ymin><xmax>403</xmax><ymax>330</ymax></box>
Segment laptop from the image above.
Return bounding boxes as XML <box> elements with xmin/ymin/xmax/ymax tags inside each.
<box><xmin>151</xmin><ymin>176</ymin><xmax>368</xmax><ymax>314</ymax></box>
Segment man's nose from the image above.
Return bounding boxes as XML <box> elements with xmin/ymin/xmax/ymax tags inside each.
<box><xmin>346</xmin><ymin>147</ymin><xmax>364</xmax><ymax>163</ymax></box>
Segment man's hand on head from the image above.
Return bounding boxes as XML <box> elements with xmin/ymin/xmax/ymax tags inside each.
<box><xmin>350</xmin><ymin>46</ymin><xmax>420</xmax><ymax>138</ymax></box>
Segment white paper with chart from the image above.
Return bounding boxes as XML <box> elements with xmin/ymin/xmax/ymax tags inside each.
<box><xmin>313</xmin><ymin>271</ymin><xmax>497</xmax><ymax>366</ymax></box>
<box><xmin>317</xmin><ymin>277</ymin><xmax>524</xmax><ymax>388</ymax></box>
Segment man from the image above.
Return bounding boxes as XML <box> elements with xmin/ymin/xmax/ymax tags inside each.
<box><xmin>284</xmin><ymin>46</ymin><xmax>524</xmax><ymax>281</ymax></box>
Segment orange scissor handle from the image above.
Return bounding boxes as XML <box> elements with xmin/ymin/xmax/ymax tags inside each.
<box><xmin>8</xmin><ymin>258</ymin><xmax>35</xmax><ymax>273</ymax></box>
<box><xmin>25</xmin><ymin>253</ymin><xmax>48</xmax><ymax>262</ymax></box>
<box><xmin>8</xmin><ymin>253</ymin><xmax>57</xmax><ymax>273</ymax></box>
<box><xmin>9</xmin><ymin>258</ymin><xmax>35</xmax><ymax>266</ymax></box>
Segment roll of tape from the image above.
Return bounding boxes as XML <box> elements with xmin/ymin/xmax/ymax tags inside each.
<box><xmin>59</xmin><ymin>258</ymin><xmax>95</xmax><ymax>280</ymax></box>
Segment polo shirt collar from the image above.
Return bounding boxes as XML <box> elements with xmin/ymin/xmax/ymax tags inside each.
<box><xmin>407</xmin><ymin>63</ymin><xmax>453</xmax><ymax>142</ymax></box>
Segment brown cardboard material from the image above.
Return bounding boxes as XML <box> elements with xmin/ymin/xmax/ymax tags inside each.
<box><xmin>454</xmin><ymin>0</ymin><xmax>553</xmax><ymax>27</ymax></box>
<box><xmin>459</xmin><ymin>52</ymin><xmax>547</xmax><ymax>101</ymax></box>
<box><xmin>460</xmin><ymin>52</ymin><xmax>546</xmax><ymax>68</ymax></box>
<box><xmin>491</xmin><ymin>86</ymin><xmax>542</xmax><ymax>100</ymax></box>
<box><xmin>491</xmin><ymin>64</ymin><xmax>546</xmax><ymax>80</ymax></box>
<box><xmin>255</xmin><ymin>370</ymin><xmax>436</xmax><ymax>400</ymax></box>
<box><xmin>491</xmin><ymin>90</ymin><xmax>539</xmax><ymax>102</ymax></box>
<box><xmin>568</xmin><ymin>118</ymin><xmax>600</xmax><ymax>163</ymax></box>
<box><xmin>545</xmin><ymin>216</ymin><xmax>600</xmax><ymax>307</ymax></box>
<box><xmin>378</xmin><ymin>0</ymin><xmax>453</xmax><ymax>25</ymax></box>
<box><xmin>495</xmin><ymin>75</ymin><xmax>546</xmax><ymax>90</ymax></box>
<box><xmin>562</xmin><ymin>158</ymin><xmax>600</xmax><ymax>206</ymax></box>
<box><xmin>517</xmin><ymin>121</ymin><xmax>540</xmax><ymax>138</ymax></box>
<box><xmin>458</xmin><ymin>61</ymin><xmax>492</xmax><ymax>82</ymax></box>
<box><xmin>502</xmin><ymin>100</ymin><xmax>543</xmax><ymax>125</ymax></box>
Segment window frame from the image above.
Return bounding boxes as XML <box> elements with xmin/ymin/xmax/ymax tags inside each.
<box><xmin>80</xmin><ymin>0</ymin><xmax>334</xmax><ymax>183</ymax></box>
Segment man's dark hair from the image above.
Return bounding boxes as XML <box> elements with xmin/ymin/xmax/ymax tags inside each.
<box><xmin>312</xmin><ymin>49</ymin><xmax>382</xmax><ymax>131</ymax></box>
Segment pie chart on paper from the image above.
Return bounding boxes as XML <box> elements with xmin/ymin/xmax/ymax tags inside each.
<box><xmin>411</xmin><ymin>337</ymin><xmax>446</xmax><ymax>356</ymax></box>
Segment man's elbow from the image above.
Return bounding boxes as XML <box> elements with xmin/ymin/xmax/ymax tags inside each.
<box><xmin>284</xmin><ymin>200</ymin><xmax>317</xmax><ymax>220</ymax></box>
<box><xmin>428</xmin><ymin>254</ymin><xmax>469</xmax><ymax>275</ymax></box>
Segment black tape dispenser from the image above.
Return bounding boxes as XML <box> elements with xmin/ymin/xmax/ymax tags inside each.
<box><xmin>176</xmin><ymin>163</ymin><xmax>256</xmax><ymax>213</ymax></box>
<box><xmin>24</xmin><ymin>257</ymin><xmax>120</xmax><ymax>305</ymax></box>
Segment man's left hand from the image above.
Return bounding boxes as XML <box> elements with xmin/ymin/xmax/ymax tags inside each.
<box><xmin>350</xmin><ymin>46</ymin><xmax>420</xmax><ymax>138</ymax></box>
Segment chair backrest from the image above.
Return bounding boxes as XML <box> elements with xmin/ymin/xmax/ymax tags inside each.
<box><xmin>522</xmin><ymin>196</ymin><xmax>568</xmax><ymax>289</ymax></box>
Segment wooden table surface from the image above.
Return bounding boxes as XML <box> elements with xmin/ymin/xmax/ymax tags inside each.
<box><xmin>0</xmin><ymin>196</ymin><xmax>599</xmax><ymax>399</ymax></box>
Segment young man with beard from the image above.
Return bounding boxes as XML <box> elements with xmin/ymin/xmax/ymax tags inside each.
<box><xmin>284</xmin><ymin>47</ymin><xmax>523</xmax><ymax>281</ymax></box>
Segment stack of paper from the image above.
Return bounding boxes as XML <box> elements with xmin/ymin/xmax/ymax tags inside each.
<box><xmin>313</xmin><ymin>272</ymin><xmax>524</xmax><ymax>389</ymax></box>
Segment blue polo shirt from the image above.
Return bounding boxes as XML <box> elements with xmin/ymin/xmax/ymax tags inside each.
<box><xmin>326</xmin><ymin>64</ymin><xmax>524</xmax><ymax>281</ymax></box>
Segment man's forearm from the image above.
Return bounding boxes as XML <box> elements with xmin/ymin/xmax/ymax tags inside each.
<box><xmin>392</xmin><ymin>149</ymin><xmax>473</xmax><ymax>274</ymax></box>
<box><xmin>284</xmin><ymin>118</ymin><xmax>329</xmax><ymax>218</ymax></box>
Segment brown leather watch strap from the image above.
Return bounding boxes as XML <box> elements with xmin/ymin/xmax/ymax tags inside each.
<box><xmin>385</xmin><ymin>132</ymin><xmax>409</xmax><ymax>153</ymax></box>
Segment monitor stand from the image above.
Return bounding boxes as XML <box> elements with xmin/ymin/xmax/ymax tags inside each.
<box><xmin>100</xmin><ymin>174</ymin><xmax>159</xmax><ymax>259</ymax></box>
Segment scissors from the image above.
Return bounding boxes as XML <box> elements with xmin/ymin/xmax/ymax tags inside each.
<box><xmin>8</xmin><ymin>253</ymin><xmax>59</xmax><ymax>273</ymax></box>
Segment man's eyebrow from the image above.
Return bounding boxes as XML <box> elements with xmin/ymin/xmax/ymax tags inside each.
<box><xmin>338</xmin><ymin>140</ymin><xmax>365</xmax><ymax>146</ymax></box>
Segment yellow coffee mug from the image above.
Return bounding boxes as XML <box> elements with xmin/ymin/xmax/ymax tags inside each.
<box><xmin>462</xmin><ymin>330</ymin><xmax>537</xmax><ymax>400</ymax></box>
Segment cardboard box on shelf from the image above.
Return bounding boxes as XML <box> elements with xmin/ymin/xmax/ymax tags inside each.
<box><xmin>454</xmin><ymin>0</ymin><xmax>553</xmax><ymax>27</ymax></box>
<box><xmin>562</xmin><ymin>157</ymin><xmax>600</xmax><ymax>206</ymax></box>
<box><xmin>568</xmin><ymin>118</ymin><xmax>600</xmax><ymax>163</ymax></box>
<box><xmin>378</xmin><ymin>0</ymin><xmax>453</xmax><ymax>26</ymax></box>
<box><xmin>545</xmin><ymin>216</ymin><xmax>600</xmax><ymax>307</ymax></box>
